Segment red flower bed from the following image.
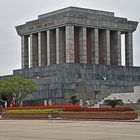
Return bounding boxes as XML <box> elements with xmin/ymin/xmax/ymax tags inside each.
<box><xmin>64</xmin><ymin>107</ymin><xmax>133</xmax><ymax>111</ymax></box>
<box><xmin>0</xmin><ymin>107</ymin><xmax>4</xmax><ymax>112</ymax></box>
<box><xmin>5</xmin><ymin>105</ymin><xmax>133</xmax><ymax>112</ymax></box>
<box><xmin>5</xmin><ymin>104</ymin><xmax>80</xmax><ymax>110</ymax></box>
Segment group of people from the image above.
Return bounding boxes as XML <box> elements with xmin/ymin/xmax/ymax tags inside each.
<box><xmin>44</xmin><ymin>98</ymin><xmax>91</xmax><ymax>108</ymax></box>
<box><xmin>44</xmin><ymin>99</ymin><xmax>53</xmax><ymax>106</ymax></box>
<box><xmin>80</xmin><ymin>98</ymin><xmax>91</xmax><ymax>108</ymax></box>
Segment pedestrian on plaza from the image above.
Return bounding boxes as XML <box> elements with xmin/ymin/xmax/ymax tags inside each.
<box><xmin>86</xmin><ymin>99</ymin><xmax>91</xmax><ymax>108</ymax></box>
<box><xmin>48</xmin><ymin>114</ymin><xmax>52</xmax><ymax>122</ymax></box>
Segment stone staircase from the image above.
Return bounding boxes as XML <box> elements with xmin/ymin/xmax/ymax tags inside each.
<box><xmin>94</xmin><ymin>86</ymin><xmax>140</xmax><ymax>107</ymax></box>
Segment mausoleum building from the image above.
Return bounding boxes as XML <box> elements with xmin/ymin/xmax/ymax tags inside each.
<box><xmin>2</xmin><ymin>7</ymin><xmax>140</xmax><ymax>105</ymax></box>
<box><xmin>16</xmin><ymin>7</ymin><xmax>137</xmax><ymax>68</ymax></box>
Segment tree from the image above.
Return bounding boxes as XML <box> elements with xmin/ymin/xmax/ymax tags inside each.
<box><xmin>137</xmin><ymin>99</ymin><xmax>140</xmax><ymax>104</ymax></box>
<box><xmin>104</xmin><ymin>98</ymin><xmax>123</xmax><ymax>108</ymax></box>
<box><xmin>0</xmin><ymin>98</ymin><xmax>5</xmax><ymax>108</ymax></box>
<box><xmin>69</xmin><ymin>96</ymin><xmax>79</xmax><ymax>105</ymax></box>
<box><xmin>0</xmin><ymin>76</ymin><xmax>37</xmax><ymax>106</ymax></box>
<box><xmin>0</xmin><ymin>98</ymin><xmax>4</xmax><ymax>106</ymax></box>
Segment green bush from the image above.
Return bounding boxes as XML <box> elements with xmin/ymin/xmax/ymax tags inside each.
<box><xmin>69</xmin><ymin>96</ymin><xmax>79</xmax><ymax>105</ymax></box>
<box><xmin>59</xmin><ymin>111</ymin><xmax>135</xmax><ymax>114</ymax></box>
<box><xmin>137</xmin><ymin>99</ymin><xmax>140</xmax><ymax>104</ymax></box>
<box><xmin>0</xmin><ymin>107</ymin><xmax>4</xmax><ymax>114</ymax></box>
<box><xmin>5</xmin><ymin>108</ymin><xmax>62</xmax><ymax>114</ymax></box>
<box><xmin>104</xmin><ymin>99</ymin><xmax>123</xmax><ymax>108</ymax></box>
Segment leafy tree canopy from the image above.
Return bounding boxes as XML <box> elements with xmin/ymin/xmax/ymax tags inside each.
<box><xmin>0</xmin><ymin>76</ymin><xmax>37</xmax><ymax>106</ymax></box>
<box><xmin>104</xmin><ymin>98</ymin><xmax>123</xmax><ymax>108</ymax></box>
<box><xmin>69</xmin><ymin>96</ymin><xmax>79</xmax><ymax>105</ymax></box>
<box><xmin>137</xmin><ymin>99</ymin><xmax>140</xmax><ymax>104</ymax></box>
<box><xmin>0</xmin><ymin>98</ymin><xmax>4</xmax><ymax>103</ymax></box>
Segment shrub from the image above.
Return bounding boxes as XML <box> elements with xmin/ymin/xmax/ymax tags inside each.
<box><xmin>4</xmin><ymin>104</ymin><xmax>132</xmax><ymax>112</ymax></box>
<box><xmin>137</xmin><ymin>99</ymin><xmax>140</xmax><ymax>104</ymax></box>
<box><xmin>64</xmin><ymin>107</ymin><xmax>133</xmax><ymax>112</ymax></box>
<box><xmin>69</xmin><ymin>96</ymin><xmax>79</xmax><ymax>105</ymax></box>
<box><xmin>104</xmin><ymin>99</ymin><xmax>124</xmax><ymax>108</ymax></box>
<box><xmin>0</xmin><ymin>107</ymin><xmax>4</xmax><ymax>113</ymax></box>
<box><xmin>5</xmin><ymin>108</ymin><xmax>61</xmax><ymax>114</ymax></box>
<box><xmin>5</xmin><ymin>104</ymin><xmax>80</xmax><ymax>110</ymax></box>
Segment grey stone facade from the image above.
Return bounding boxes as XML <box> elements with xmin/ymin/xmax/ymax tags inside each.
<box><xmin>1</xmin><ymin>7</ymin><xmax>139</xmax><ymax>106</ymax></box>
<box><xmin>13</xmin><ymin>64</ymin><xmax>140</xmax><ymax>105</ymax></box>
<box><xmin>16</xmin><ymin>6</ymin><xmax>138</xmax><ymax>68</ymax></box>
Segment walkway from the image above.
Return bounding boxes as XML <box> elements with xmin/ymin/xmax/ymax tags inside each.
<box><xmin>0</xmin><ymin>120</ymin><xmax>140</xmax><ymax>140</ymax></box>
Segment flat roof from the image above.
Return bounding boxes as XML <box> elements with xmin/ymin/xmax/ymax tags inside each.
<box><xmin>38</xmin><ymin>6</ymin><xmax>114</xmax><ymax>19</ymax></box>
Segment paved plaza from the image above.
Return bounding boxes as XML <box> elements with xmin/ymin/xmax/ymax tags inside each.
<box><xmin>0</xmin><ymin>119</ymin><xmax>140</xmax><ymax>140</ymax></box>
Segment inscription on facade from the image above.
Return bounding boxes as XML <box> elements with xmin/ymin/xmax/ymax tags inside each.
<box><xmin>28</xmin><ymin>20</ymin><xmax>54</xmax><ymax>31</ymax></box>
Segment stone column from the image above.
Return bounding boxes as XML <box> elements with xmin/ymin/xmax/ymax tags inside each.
<box><xmin>38</xmin><ymin>31</ymin><xmax>47</xmax><ymax>66</ymax></box>
<box><xmin>125</xmin><ymin>32</ymin><xmax>133</xmax><ymax>66</ymax></box>
<box><xmin>103</xmin><ymin>30</ymin><xmax>110</xmax><ymax>65</ymax></box>
<box><xmin>56</xmin><ymin>27</ymin><xmax>65</xmax><ymax>64</ymax></box>
<box><xmin>21</xmin><ymin>35</ymin><xmax>29</xmax><ymax>68</ymax></box>
<box><xmin>79</xmin><ymin>27</ymin><xmax>87</xmax><ymax>63</ymax></box>
<box><xmin>30</xmin><ymin>33</ymin><xmax>38</xmax><ymax>67</ymax></box>
<box><xmin>91</xmin><ymin>29</ymin><xmax>99</xmax><ymax>64</ymax></box>
<box><xmin>47</xmin><ymin>30</ymin><xmax>50</xmax><ymax>65</ymax></box>
<box><xmin>115</xmin><ymin>31</ymin><xmax>121</xmax><ymax>65</ymax></box>
<box><xmin>47</xmin><ymin>29</ymin><xmax>56</xmax><ymax>65</ymax></box>
<box><xmin>65</xmin><ymin>26</ymin><xmax>75</xmax><ymax>63</ymax></box>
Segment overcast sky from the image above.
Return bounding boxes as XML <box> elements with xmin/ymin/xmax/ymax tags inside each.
<box><xmin>0</xmin><ymin>0</ymin><xmax>140</xmax><ymax>76</ymax></box>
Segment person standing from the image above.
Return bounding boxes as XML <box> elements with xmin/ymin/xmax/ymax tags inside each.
<box><xmin>86</xmin><ymin>99</ymin><xmax>91</xmax><ymax>108</ymax></box>
<box><xmin>79</xmin><ymin>98</ymin><xmax>84</xmax><ymax>108</ymax></box>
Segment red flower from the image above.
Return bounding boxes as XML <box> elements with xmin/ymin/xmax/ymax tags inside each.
<box><xmin>5</xmin><ymin>105</ymin><xmax>133</xmax><ymax>112</ymax></box>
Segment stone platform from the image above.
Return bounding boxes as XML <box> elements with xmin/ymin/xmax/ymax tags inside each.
<box><xmin>12</xmin><ymin>63</ymin><xmax>140</xmax><ymax>106</ymax></box>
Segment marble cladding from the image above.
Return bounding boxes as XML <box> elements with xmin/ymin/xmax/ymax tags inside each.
<box><xmin>13</xmin><ymin>63</ymin><xmax>140</xmax><ymax>105</ymax></box>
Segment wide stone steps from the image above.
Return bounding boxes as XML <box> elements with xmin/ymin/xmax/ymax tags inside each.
<box><xmin>98</xmin><ymin>92</ymin><xmax>140</xmax><ymax>105</ymax></box>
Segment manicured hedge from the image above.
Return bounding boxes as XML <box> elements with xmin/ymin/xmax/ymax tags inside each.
<box><xmin>0</xmin><ymin>108</ymin><xmax>2</xmax><ymax>114</ymax></box>
<box><xmin>2</xmin><ymin>111</ymin><xmax>138</xmax><ymax>120</ymax></box>
<box><xmin>5</xmin><ymin>104</ymin><xmax>79</xmax><ymax>110</ymax></box>
<box><xmin>2</xmin><ymin>105</ymin><xmax>138</xmax><ymax>120</ymax></box>
<box><xmin>5</xmin><ymin>108</ymin><xmax>62</xmax><ymax>114</ymax></box>
<box><xmin>5</xmin><ymin>109</ymin><xmax>135</xmax><ymax>114</ymax></box>
<box><xmin>64</xmin><ymin>107</ymin><xmax>133</xmax><ymax>112</ymax></box>
<box><xmin>60</xmin><ymin>111</ymin><xmax>135</xmax><ymax>114</ymax></box>
<box><xmin>5</xmin><ymin>105</ymin><xmax>133</xmax><ymax>112</ymax></box>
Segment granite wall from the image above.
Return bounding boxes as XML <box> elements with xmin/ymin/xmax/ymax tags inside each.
<box><xmin>12</xmin><ymin>63</ymin><xmax>140</xmax><ymax>106</ymax></box>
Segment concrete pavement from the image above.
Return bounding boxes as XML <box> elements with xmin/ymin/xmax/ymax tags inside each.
<box><xmin>0</xmin><ymin>120</ymin><xmax>140</xmax><ymax>140</ymax></box>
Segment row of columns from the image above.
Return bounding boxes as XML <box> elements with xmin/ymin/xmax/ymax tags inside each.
<box><xmin>21</xmin><ymin>26</ymin><xmax>133</xmax><ymax>68</ymax></box>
